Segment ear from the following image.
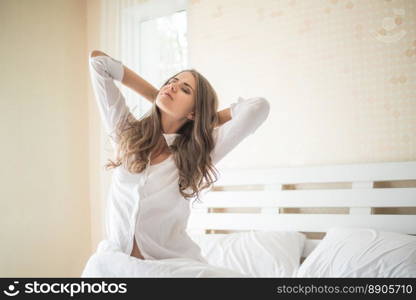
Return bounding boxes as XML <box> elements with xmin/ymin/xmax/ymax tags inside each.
<box><xmin>187</xmin><ymin>111</ymin><xmax>195</xmax><ymax>121</ymax></box>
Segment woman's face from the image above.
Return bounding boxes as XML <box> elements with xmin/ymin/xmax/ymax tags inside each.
<box><xmin>155</xmin><ymin>71</ymin><xmax>196</xmax><ymax>120</ymax></box>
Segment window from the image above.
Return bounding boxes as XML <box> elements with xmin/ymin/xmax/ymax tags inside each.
<box><xmin>120</xmin><ymin>0</ymin><xmax>188</xmax><ymax>118</ymax></box>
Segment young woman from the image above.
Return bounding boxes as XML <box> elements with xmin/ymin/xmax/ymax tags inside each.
<box><xmin>85</xmin><ymin>50</ymin><xmax>270</xmax><ymax>270</ymax></box>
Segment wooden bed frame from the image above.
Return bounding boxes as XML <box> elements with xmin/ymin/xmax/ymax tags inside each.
<box><xmin>186</xmin><ymin>160</ymin><xmax>416</xmax><ymax>262</ymax></box>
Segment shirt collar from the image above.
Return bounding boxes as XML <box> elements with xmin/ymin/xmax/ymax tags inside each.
<box><xmin>162</xmin><ymin>132</ymin><xmax>181</xmax><ymax>146</ymax></box>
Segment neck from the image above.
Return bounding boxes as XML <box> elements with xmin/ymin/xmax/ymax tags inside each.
<box><xmin>160</xmin><ymin>111</ymin><xmax>188</xmax><ymax>134</ymax></box>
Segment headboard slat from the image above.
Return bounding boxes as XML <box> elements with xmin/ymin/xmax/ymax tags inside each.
<box><xmin>187</xmin><ymin>213</ymin><xmax>416</xmax><ymax>234</ymax></box>
<box><xmin>192</xmin><ymin>188</ymin><xmax>416</xmax><ymax>208</ymax></box>
<box><xmin>215</xmin><ymin>161</ymin><xmax>416</xmax><ymax>185</ymax></box>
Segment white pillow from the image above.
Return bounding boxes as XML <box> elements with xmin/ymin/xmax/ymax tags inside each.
<box><xmin>297</xmin><ymin>227</ymin><xmax>416</xmax><ymax>278</ymax></box>
<box><xmin>189</xmin><ymin>230</ymin><xmax>306</xmax><ymax>277</ymax></box>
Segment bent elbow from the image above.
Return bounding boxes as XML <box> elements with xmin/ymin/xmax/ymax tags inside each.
<box><xmin>245</xmin><ymin>97</ymin><xmax>271</xmax><ymax>135</ymax></box>
<box><xmin>254</xmin><ymin>97</ymin><xmax>271</xmax><ymax>123</ymax></box>
<box><xmin>90</xmin><ymin>50</ymin><xmax>104</xmax><ymax>58</ymax></box>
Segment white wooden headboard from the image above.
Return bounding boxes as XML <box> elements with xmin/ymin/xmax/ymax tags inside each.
<box><xmin>186</xmin><ymin>161</ymin><xmax>416</xmax><ymax>259</ymax></box>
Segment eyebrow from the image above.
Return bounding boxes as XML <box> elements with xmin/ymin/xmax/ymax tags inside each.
<box><xmin>172</xmin><ymin>77</ymin><xmax>195</xmax><ymax>92</ymax></box>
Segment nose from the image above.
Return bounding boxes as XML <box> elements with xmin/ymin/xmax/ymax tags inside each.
<box><xmin>167</xmin><ymin>82</ymin><xmax>177</xmax><ymax>92</ymax></box>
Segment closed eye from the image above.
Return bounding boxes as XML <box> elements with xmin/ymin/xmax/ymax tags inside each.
<box><xmin>167</xmin><ymin>78</ymin><xmax>192</xmax><ymax>94</ymax></box>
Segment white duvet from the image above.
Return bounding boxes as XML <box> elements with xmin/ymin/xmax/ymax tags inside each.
<box><xmin>81</xmin><ymin>239</ymin><xmax>250</xmax><ymax>278</ymax></box>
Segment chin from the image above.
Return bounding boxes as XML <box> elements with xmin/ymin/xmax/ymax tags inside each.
<box><xmin>155</xmin><ymin>100</ymin><xmax>171</xmax><ymax>115</ymax></box>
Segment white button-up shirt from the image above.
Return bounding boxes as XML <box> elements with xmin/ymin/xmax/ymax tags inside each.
<box><xmin>88</xmin><ymin>52</ymin><xmax>270</xmax><ymax>263</ymax></box>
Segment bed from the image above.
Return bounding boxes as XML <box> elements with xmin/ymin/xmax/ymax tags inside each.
<box><xmin>186</xmin><ymin>160</ymin><xmax>416</xmax><ymax>278</ymax></box>
<box><xmin>81</xmin><ymin>160</ymin><xmax>416</xmax><ymax>277</ymax></box>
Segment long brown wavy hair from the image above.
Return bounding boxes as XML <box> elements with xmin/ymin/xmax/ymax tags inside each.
<box><xmin>105</xmin><ymin>69</ymin><xmax>220</xmax><ymax>205</ymax></box>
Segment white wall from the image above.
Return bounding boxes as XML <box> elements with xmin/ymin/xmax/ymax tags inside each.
<box><xmin>187</xmin><ymin>0</ymin><xmax>416</xmax><ymax>169</ymax></box>
<box><xmin>0</xmin><ymin>0</ymin><xmax>91</xmax><ymax>276</ymax></box>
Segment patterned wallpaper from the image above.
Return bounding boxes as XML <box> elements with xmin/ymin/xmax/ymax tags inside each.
<box><xmin>188</xmin><ymin>0</ymin><xmax>416</xmax><ymax>168</ymax></box>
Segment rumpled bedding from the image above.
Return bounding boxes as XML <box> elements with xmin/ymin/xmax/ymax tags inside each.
<box><xmin>81</xmin><ymin>239</ymin><xmax>250</xmax><ymax>278</ymax></box>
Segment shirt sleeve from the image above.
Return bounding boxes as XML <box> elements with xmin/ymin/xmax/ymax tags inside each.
<box><xmin>211</xmin><ymin>96</ymin><xmax>271</xmax><ymax>165</ymax></box>
<box><xmin>88</xmin><ymin>51</ymin><xmax>130</xmax><ymax>149</ymax></box>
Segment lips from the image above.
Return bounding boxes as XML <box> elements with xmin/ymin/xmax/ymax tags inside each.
<box><xmin>163</xmin><ymin>92</ymin><xmax>173</xmax><ymax>100</ymax></box>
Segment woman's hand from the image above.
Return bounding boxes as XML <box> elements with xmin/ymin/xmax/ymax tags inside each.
<box><xmin>90</xmin><ymin>50</ymin><xmax>109</xmax><ymax>57</ymax></box>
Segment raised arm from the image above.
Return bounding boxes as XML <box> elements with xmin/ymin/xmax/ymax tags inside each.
<box><xmin>89</xmin><ymin>50</ymin><xmax>131</xmax><ymax>149</ymax></box>
<box><xmin>211</xmin><ymin>96</ymin><xmax>270</xmax><ymax>165</ymax></box>
<box><xmin>215</xmin><ymin>107</ymin><xmax>232</xmax><ymax>128</ymax></box>
<box><xmin>90</xmin><ymin>50</ymin><xmax>159</xmax><ymax>103</ymax></box>
<box><xmin>122</xmin><ymin>65</ymin><xmax>159</xmax><ymax>104</ymax></box>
